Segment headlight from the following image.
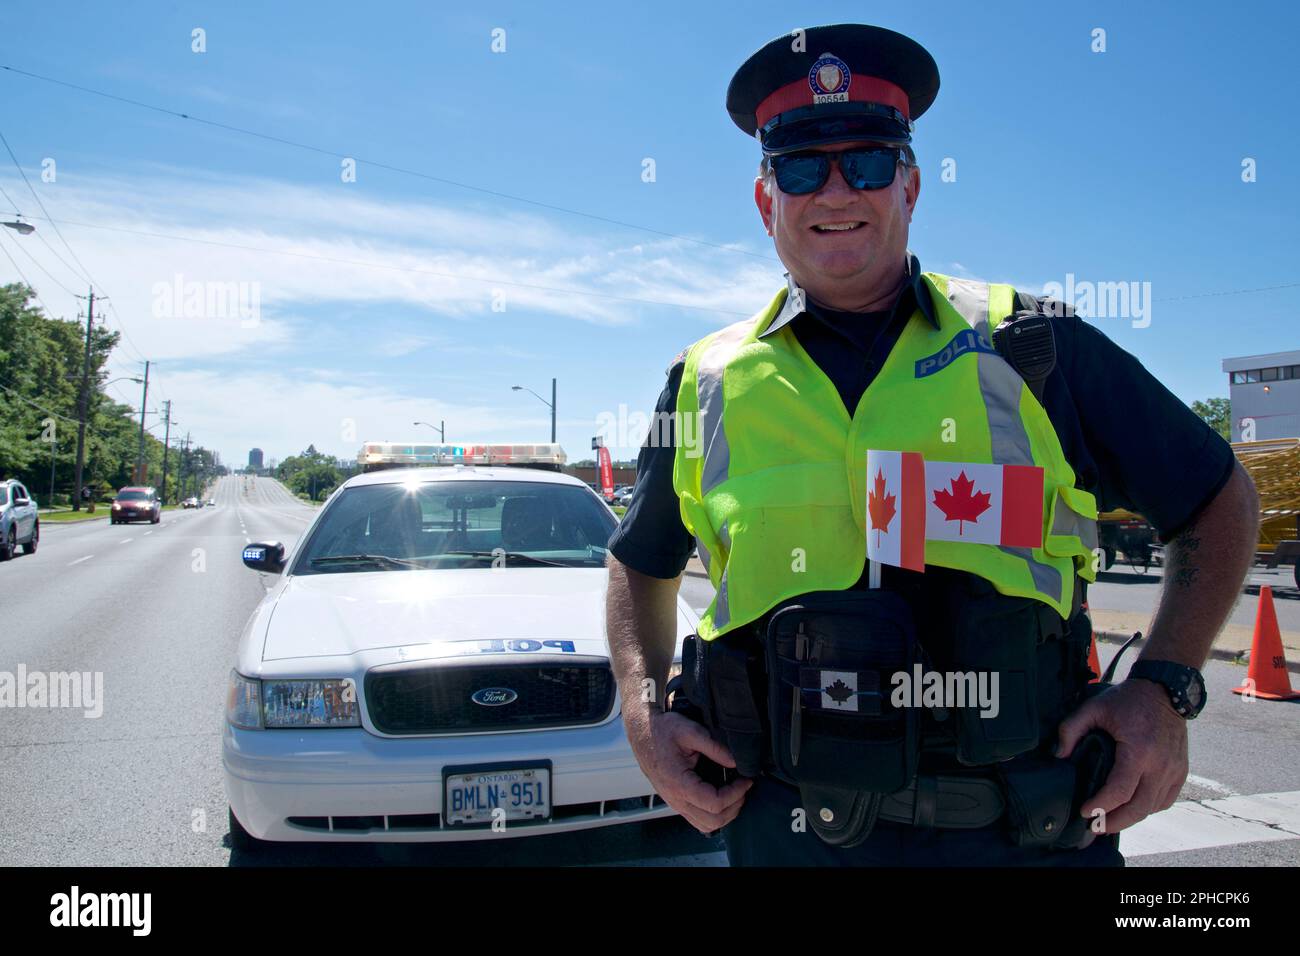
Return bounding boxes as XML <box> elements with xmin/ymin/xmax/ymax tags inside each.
<box><xmin>261</xmin><ymin>678</ymin><xmax>360</xmax><ymax>728</ymax></box>
<box><xmin>112</xmin><ymin>503</ymin><xmax>121</xmax><ymax>510</ymax></box>
<box><xmin>226</xmin><ymin>671</ymin><xmax>261</xmax><ymax>729</ymax></box>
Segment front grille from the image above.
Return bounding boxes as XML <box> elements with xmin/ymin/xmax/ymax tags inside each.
<box><xmin>365</xmin><ymin>661</ymin><xmax>615</xmax><ymax>734</ymax></box>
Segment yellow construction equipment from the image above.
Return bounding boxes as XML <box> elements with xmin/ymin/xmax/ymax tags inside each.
<box><xmin>1233</xmin><ymin>438</ymin><xmax>1300</xmax><ymax>587</ymax></box>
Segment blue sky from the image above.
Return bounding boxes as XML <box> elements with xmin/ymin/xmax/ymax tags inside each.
<box><xmin>1</xmin><ymin>0</ymin><xmax>1295</xmax><ymax>467</ymax></box>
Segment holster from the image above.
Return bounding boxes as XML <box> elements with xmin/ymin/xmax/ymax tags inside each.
<box><xmin>669</xmin><ymin>628</ymin><xmax>766</xmax><ymax>784</ymax></box>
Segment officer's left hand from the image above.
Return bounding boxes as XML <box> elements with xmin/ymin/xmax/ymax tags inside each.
<box><xmin>1055</xmin><ymin>678</ymin><xmax>1188</xmax><ymax>833</ymax></box>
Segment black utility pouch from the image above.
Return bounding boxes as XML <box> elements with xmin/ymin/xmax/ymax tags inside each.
<box><xmin>948</xmin><ymin>580</ymin><xmax>1042</xmax><ymax>765</ymax></box>
<box><xmin>765</xmin><ymin>589</ymin><xmax>921</xmax><ymax>793</ymax></box>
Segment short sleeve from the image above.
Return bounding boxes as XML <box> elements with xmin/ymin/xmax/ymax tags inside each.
<box><xmin>1057</xmin><ymin>314</ymin><xmax>1235</xmax><ymax>542</ymax></box>
<box><xmin>605</xmin><ymin>356</ymin><xmax>696</xmax><ymax>578</ymax></box>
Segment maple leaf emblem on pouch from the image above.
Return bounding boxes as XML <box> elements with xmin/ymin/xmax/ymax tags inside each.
<box><xmin>867</xmin><ymin>468</ymin><xmax>896</xmax><ymax>546</ymax></box>
<box><xmin>932</xmin><ymin>470</ymin><xmax>991</xmax><ymax>535</ymax></box>
<box><xmin>824</xmin><ymin>679</ymin><xmax>855</xmax><ymax>704</ymax></box>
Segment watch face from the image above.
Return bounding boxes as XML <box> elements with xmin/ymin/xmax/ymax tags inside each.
<box><xmin>1185</xmin><ymin>674</ymin><xmax>1205</xmax><ymax>712</ymax></box>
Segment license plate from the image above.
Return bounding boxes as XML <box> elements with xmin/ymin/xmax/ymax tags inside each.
<box><xmin>444</xmin><ymin>766</ymin><xmax>551</xmax><ymax>826</ymax></box>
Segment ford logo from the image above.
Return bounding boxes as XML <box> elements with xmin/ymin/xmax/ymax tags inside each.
<box><xmin>471</xmin><ymin>687</ymin><xmax>518</xmax><ymax>707</ymax></box>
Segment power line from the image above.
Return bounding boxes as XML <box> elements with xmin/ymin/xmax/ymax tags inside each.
<box><xmin>2</xmin><ymin>227</ymin><xmax>80</xmax><ymax>297</ymax></box>
<box><xmin>1152</xmin><ymin>282</ymin><xmax>1300</xmax><ymax>303</ymax></box>
<box><xmin>0</xmin><ymin>230</ymin><xmax>53</xmax><ymax>315</ymax></box>
<box><xmin>0</xmin><ymin>63</ymin><xmax>779</xmax><ymax>263</ymax></box>
<box><xmin>0</xmin><ymin>125</ymin><xmax>98</xmax><ymax>285</ymax></box>
<box><xmin>1</xmin><ymin>126</ymin><xmax>152</xmax><ymax>365</ymax></box>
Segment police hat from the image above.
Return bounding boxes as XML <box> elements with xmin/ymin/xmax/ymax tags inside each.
<box><xmin>727</xmin><ymin>24</ymin><xmax>940</xmax><ymax>155</ymax></box>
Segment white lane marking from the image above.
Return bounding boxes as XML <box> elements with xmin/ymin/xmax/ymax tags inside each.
<box><xmin>1186</xmin><ymin>774</ymin><xmax>1239</xmax><ymax>797</ymax></box>
<box><xmin>244</xmin><ymin>537</ymin><xmax>251</xmax><ymax>543</ymax></box>
<box><xmin>144</xmin><ymin>530</ymin><xmax>152</xmax><ymax>536</ymax></box>
<box><xmin>120</xmin><ymin>538</ymin><xmax>132</xmax><ymax>544</ymax></box>
<box><xmin>68</xmin><ymin>555</ymin><xmax>94</xmax><ymax>566</ymax></box>
<box><xmin>1122</xmin><ymin>790</ymin><xmax>1300</xmax><ymax>857</ymax></box>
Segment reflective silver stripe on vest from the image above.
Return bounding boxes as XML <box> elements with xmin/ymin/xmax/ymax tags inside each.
<box><xmin>695</xmin><ymin>519</ymin><xmax>730</xmax><ymax>579</ymax></box>
<box><xmin>943</xmin><ymin>279</ymin><xmax>1033</xmax><ymax>466</ymax></box>
<box><xmin>710</xmin><ymin>522</ymin><xmax>732</xmax><ymax>631</ymax></box>
<box><xmin>945</xmin><ymin>276</ymin><xmax>992</xmax><ymax>343</ymax></box>
<box><xmin>947</xmin><ymin>278</ymin><xmax>1069</xmax><ymax>606</ymax></box>
<box><xmin>1052</xmin><ymin>494</ymin><xmax>1099</xmax><ymax>551</ymax></box>
<box><xmin>696</xmin><ymin>322</ymin><xmax>755</xmax><ymax>496</ymax></box>
<box><xmin>999</xmin><ymin>545</ymin><xmax>1063</xmax><ymax>604</ymax></box>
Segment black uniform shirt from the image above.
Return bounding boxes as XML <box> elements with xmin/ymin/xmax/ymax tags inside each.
<box><xmin>608</xmin><ymin>255</ymin><xmax>1236</xmax><ymax>579</ymax></box>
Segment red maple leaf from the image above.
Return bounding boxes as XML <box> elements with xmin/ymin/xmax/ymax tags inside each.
<box><xmin>867</xmin><ymin>468</ymin><xmax>896</xmax><ymax>547</ymax></box>
<box><xmin>932</xmin><ymin>470</ymin><xmax>991</xmax><ymax>535</ymax></box>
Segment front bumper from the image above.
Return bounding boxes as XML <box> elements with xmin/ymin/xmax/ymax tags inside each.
<box><xmin>222</xmin><ymin>717</ymin><xmax>675</xmax><ymax>842</ymax></box>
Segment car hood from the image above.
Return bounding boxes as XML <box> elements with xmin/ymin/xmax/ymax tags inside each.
<box><xmin>259</xmin><ymin>567</ymin><xmax>692</xmax><ymax>663</ymax></box>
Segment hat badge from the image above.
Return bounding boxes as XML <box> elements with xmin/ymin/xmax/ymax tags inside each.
<box><xmin>809</xmin><ymin>52</ymin><xmax>851</xmax><ymax>104</ymax></box>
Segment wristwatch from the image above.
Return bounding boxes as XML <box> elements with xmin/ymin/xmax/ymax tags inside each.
<box><xmin>1128</xmin><ymin>660</ymin><xmax>1207</xmax><ymax>719</ymax></box>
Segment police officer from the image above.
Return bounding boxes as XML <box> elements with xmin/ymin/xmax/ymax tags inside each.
<box><xmin>605</xmin><ymin>23</ymin><xmax>1261</xmax><ymax>866</ymax></box>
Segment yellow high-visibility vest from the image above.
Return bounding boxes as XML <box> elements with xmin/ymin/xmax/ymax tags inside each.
<box><xmin>673</xmin><ymin>272</ymin><xmax>1099</xmax><ymax>640</ymax></box>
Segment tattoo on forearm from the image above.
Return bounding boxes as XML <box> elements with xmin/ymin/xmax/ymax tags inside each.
<box><xmin>1170</xmin><ymin>520</ymin><xmax>1202</xmax><ymax>590</ymax></box>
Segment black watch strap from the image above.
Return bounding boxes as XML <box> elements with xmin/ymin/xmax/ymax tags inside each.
<box><xmin>1128</xmin><ymin>660</ymin><xmax>1206</xmax><ymax>719</ymax></box>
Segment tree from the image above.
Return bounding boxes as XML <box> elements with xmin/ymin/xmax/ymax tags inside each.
<box><xmin>1191</xmin><ymin>397</ymin><xmax>1232</xmax><ymax>442</ymax></box>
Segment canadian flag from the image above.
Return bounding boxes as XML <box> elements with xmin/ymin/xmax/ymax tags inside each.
<box><xmin>865</xmin><ymin>450</ymin><xmax>926</xmax><ymax>572</ymax></box>
<box><xmin>924</xmin><ymin>461</ymin><xmax>1044</xmax><ymax>548</ymax></box>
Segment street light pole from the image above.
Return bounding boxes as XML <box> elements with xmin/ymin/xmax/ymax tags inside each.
<box><xmin>413</xmin><ymin>421</ymin><xmax>446</xmax><ymax>441</ymax></box>
<box><xmin>510</xmin><ymin>381</ymin><xmax>557</xmax><ymax>443</ymax></box>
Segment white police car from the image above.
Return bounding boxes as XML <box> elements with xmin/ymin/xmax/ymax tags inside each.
<box><xmin>223</xmin><ymin>442</ymin><xmax>693</xmax><ymax>848</ymax></box>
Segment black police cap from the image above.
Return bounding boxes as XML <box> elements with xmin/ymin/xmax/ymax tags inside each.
<box><xmin>727</xmin><ymin>24</ymin><xmax>940</xmax><ymax>154</ymax></box>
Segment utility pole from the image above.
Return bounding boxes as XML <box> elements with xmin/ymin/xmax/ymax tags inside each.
<box><xmin>550</xmin><ymin>377</ymin><xmax>557</xmax><ymax>443</ymax></box>
<box><xmin>159</xmin><ymin>400</ymin><xmax>173</xmax><ymax>504</ymax></box>
<box><xmin>72</xmin><ymin>288</ymin><xmax>95</xmax><ymax>512</ymax></box>
<box><xmin>180</xmin><ymin>432</ymin><xmax>191</xmax><ymax>501</ymax></box>
<box><xmin>135</xmin><ymin>360</ymin><xmax>150</xmax><ymax>484</ymax></box>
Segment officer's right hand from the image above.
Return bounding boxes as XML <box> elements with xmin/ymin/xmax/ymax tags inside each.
<box><xmin>631</xmin><ymin>710</ymin><xmax>753</xmax><ymax>835</ymax></box>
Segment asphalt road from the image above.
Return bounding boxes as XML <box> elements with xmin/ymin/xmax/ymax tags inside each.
<box><xmin>0</xmin><ymin>475</ymin><xmax>719</xmax><ymax>866</ymax></box>
<box><xmin>1</xmin><ymin>476</ymin><xmax>1294</xmax><ymax>867</ymax></box>
<box><xmin>1087</xmin><ymin>562</ymin><xmax>1300</xmax><ymax>637</ymax></box>
<box><xmin>0</xmin><ymin>475</ymin><xmax>318</xmax><ymax>865</ymax></box>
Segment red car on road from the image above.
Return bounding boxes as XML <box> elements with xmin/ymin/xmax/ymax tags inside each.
<box><xmin>111</xmin><ymin>486</ymin><xmax>161</xmax><ymax>525</ymax></box>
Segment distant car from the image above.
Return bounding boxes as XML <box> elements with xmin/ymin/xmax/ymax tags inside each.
<box><xmin>112</xmin><ymin>486</ymin><xmax>161</xmax><ymax>525</ymax></box>
<box><xmin>207</xmin><ymin>499</ymin><xmax>217</xmax><ymax>507</ymax></box>
<box><xmin>183</xmin><ymin>497</ymin><xmax>200</xmax><ymax>509</ymax></box>
<box><xmin>0</xmin><ymin>479</ymin><xmax>39</xmax><ymax>560</ymax></box>
<box><xmin>612</xmin><ymin>486</ymin><xmax>636</xmax><ymax>507</ymax></box>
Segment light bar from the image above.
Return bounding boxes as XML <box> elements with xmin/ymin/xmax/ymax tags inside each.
<box><xmin>359</xmin><ymin>441</ymin><xmax>567</xmax><ymax>469</ymax></box>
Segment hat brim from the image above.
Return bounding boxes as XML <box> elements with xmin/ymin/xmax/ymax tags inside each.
<box><xmin>761</xmin><ymin>109</ymin><xmax>911</xmax><ymax>155</ymax></box>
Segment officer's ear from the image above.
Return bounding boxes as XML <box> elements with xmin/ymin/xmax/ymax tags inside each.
<box><xmin>754</xmin><ymin>175</ymin><xmax>775</xmax><ymax>236</ymax></box>
<box><xmin>902</xmin><ymin>162</ymin><xmax>920</xmax><ymax>220</ymax></box>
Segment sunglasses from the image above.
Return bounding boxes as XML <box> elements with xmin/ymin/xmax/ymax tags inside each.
<box><xmin>770</xmin><ymin>147</ymin><xmax>906</xmax><ymax>195</ymax></box>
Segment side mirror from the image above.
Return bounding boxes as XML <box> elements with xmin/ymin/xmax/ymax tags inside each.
<box><xmin>242</xmin><ymin>541</ymin><xmax>287</xmax><ymax>573</ymax></box>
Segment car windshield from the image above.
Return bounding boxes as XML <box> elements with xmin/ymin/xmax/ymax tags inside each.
<box><xmin>293</xmin><ymin>479</ymin><xmax>616</xmax><ymax>574</ymax></box>
<box><xmin>117</xmin><ymin>490</ymin><xmax>150</xmax><ymax>501</ymax></box>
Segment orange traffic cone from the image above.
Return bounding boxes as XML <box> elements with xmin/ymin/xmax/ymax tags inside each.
<box><xmin>1232</xmin><ymin>586</ymin><xmax>1300</xmax><ymax>700</ymax></box>
<box><xmin>1082</xmin><ymin>601</ymin><xmax>1101</xmax><ymax>683</ymax></box>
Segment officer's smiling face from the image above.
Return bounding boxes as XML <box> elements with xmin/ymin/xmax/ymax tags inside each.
<box><xmin>755</xmin><ymin>140</ymin><xmax>920</xmax><ymax>311</ymax></box>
